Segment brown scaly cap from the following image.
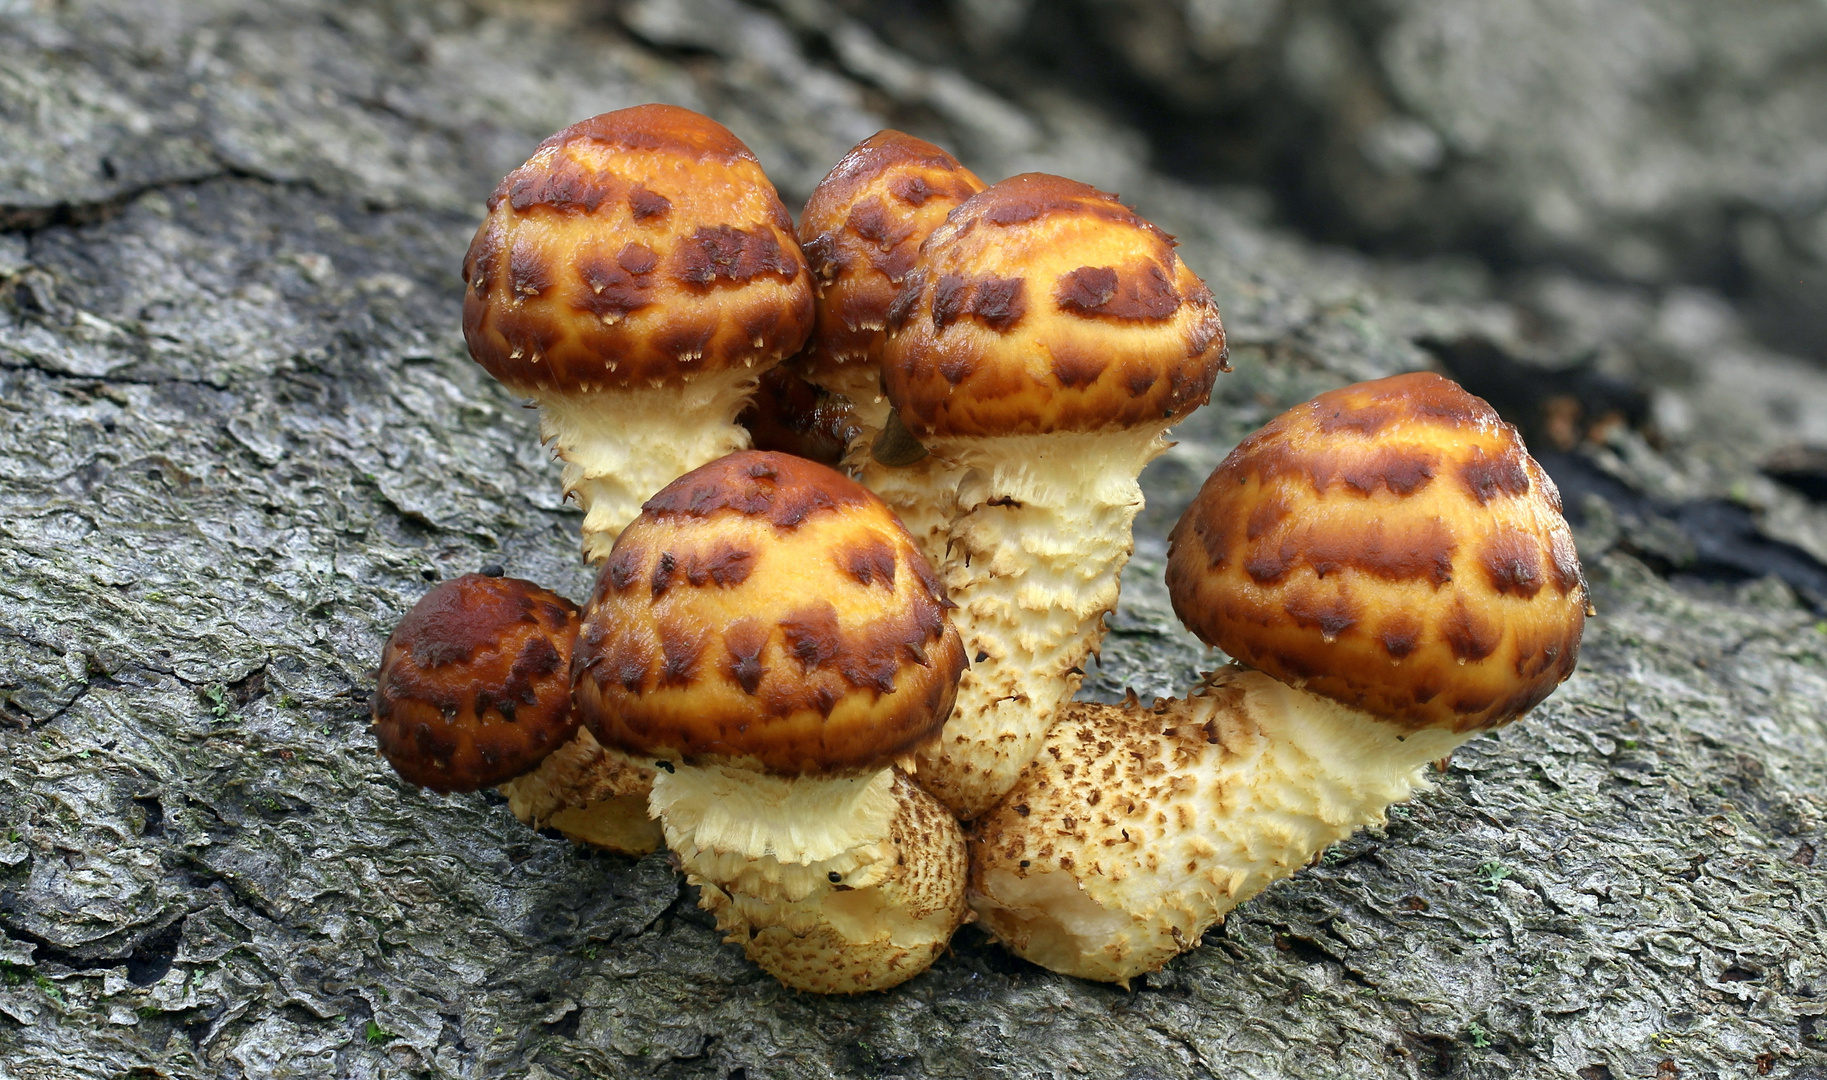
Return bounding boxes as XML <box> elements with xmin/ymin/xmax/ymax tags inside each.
<box><xmin>372</xmin><ymin>574</ymin><xmax>582</xmax><ymax>792</ymax></box>
<box><xmin>461</xmin><ymin>104</ymin><xmax>815</xmax><ymax>392</ymax></box>
<box><xmin>796</xmin><ymin>131</ymin><xmax>987</xmax><ymax>386</ymax></box>
<box><xmin>576</xmin><ymin>451</ymin><xmax>967</xmax><ymax>774</ymax></box>
<box><xmin>879</xmin><ymin>173</ymin><xmax>1228</xmax><ymax>439</ymax></box>
<box><xmin>738</xmin><ymin>364</ymin><xmax>859</xmax><ymax>468</ymax></box>
<box><xmin>1166</xmin><ymin>372</ymin><xmax>1588</xmax><ymax>733</ymax></box>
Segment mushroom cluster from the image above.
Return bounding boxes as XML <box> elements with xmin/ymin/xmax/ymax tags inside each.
<box><xmin>370</xmin><ymin>105</ymin><xmax>1587</xmax><ymax>994</ymax></box>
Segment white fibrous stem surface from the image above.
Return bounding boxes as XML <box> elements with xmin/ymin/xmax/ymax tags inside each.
<box><xmin>652</xmin><ymin>765</ymin><xmax>967</xmax><ymax>993</ymax></box>
<box><xmin>531</xmin><ymin>367</ymin><xmax>759</xmax><ymax>562</ymax></box>
<box><xmin>499</xmin><ymin>726</ymin><xmax>662</xmax><ymax>855</ymax></box>
<box><xmin>970</xmin><ymin>668</ymin><xmax>1476</xmax><ymax>984</ymax></box>
<box><xmin>915</xmin><ymin>428</ymin><xmax>1166</xmax><ymax>819</ymax></box>
<box><xmin>652</xmin><ymin>765</ymin><xmax>901</xmax><ymax>901</ymax></box>
<box><xmin>856</xmin><ymin>454</ymin><xmax>964</xmax><ymax>573</ymax></box>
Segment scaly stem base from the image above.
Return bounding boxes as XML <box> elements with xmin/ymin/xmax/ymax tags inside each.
<box><xmin>969</xmin><ymin>667</ymin><xmax>1473</xmax><ymax>984</ymax></box>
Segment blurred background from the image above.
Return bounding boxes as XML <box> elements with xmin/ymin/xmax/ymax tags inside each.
<box><xmin>823</xmin><ymin>0</ymin><xmax>1827</xmax><ymax>363</ymax></box>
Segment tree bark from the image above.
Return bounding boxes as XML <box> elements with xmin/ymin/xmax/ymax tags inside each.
<box><xmin>1</xmin><ymin>2</ymin><xmax>1822</xmax><ymax>1078</ymax></box>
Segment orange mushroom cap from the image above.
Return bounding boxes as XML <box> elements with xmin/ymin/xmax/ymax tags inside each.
<box><xmin>1166</xmin><ymin>372</ymin><xmax>1587</xmax><ymax>732</ymax></box>
<box><xmin>461</xmin><ymin>104</ymin><xmax>814</xmax><ymax>393</ymax></box>
<box><xmin>575</xmin><ymin>451</ymin><xmax>967</xmax><ymax>774</ymax></box>
<box><xmin>372</xmin><ymin>574</ymin><xmax>582</xmax><ymax>792</ymax></box>
<box><xmin>796</xmin><ymin>130</ymin><xmax>987</xmax><ymax>388</ymax></box>
<box><xmin>880</xmin><ymin>173</ymin><xmax>1227</xmax><ymax>440</ymax></box>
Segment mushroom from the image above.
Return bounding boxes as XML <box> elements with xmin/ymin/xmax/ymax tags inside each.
<box><xmin>879</xmin><ymin>173</ymin><xmax>1229</xmax><ymax>819</ymax></box>
<box><xmin>497</xmin><ymin>724</ymin><xmax>663</xmax><ymax>856</ymax></box>
<box><xmin>968</xmin><ymin>373</ymin><xmax>1588</xmax><ymax>983</ymax></box>
<box><xmin>796</xmin><ymin>130</ymin><xmax>987</xmax><ymax>441</ymax></box>
<box><xmin>372</xmin><ymin>571</ymin><xmax>665</xmax><ymax>854</ymax></box>
<box><xmin>794</xmin><ymin>130</ymin><xmax>987</xmax><ymax>568</ymax></box>
<box><xmin>462</xmin><ymin>103</ymin><xmax>815</xmax><ymax>563</ymax></box>
<box><xmin>372</xmin><ymin>573</ymin><xmax>583</xmax><ymax>793</ymax></box>
<box><xmin>737</xmin><ymin>363</ymin><xmax>858</xmax><ymax>468</ymax></box>
<box><xmin>574</xmin><ymin>450</ymin><xmax>971</xmax><ymax>993</ymax></box>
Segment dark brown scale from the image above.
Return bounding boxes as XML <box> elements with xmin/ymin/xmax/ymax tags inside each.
<box><xmin>932</xmin><ymin>274</ymin><xmax>970</xmax><ymax>329</ymax></box>
<box><xmin>618</xmin><ymin>242</ymin><xmax>658</xmax><ymax>275</ymax></box>
<box><xmin>658</xmin><ymin>623</ymin><xmax>706</xmax><ymax>687</ymax></box>
<box><xmin>1314</xmin><ymin>401</ymin><xmax>1399</xmax><ymax>436</ymax></box>
<box><xmin>885</xmin><ymin>269</ymin><xmax>926</xmax><ymax>330</ymax></box>
<box><xmin>609</xmin><ymin>636</ymin><xmax>650</xmax><ymax>693</ymax></box>
<box><xmin>1187</xmin><ymin>308</ymin><xmax>1226</xmax><ymax>361</ymax></box>
<box><xmin>1548</xmin><ymin>531</ymin><xmax>1583</xmax><ymax>596</ymax></box>
<box><xmin>1281</xmin><ymin>591</ymin><xmax>1360</xmax><ymax>639</ymax></box>
<box><xmin>972</xmin><ymin>276</ymin><xmax>1027</xmax><ymax>330</ymax></box>
<box><xmin>1056</xmin><ymin>266</ymin><xmax>1118</xmax><ymax>310</ymax></box>
<box><xmin>465</xmin><ymin>220</ymin><xmax>505</xmax><ymax>293</ymax></box>
<box><xmin>1442</xmin><ymin>601</ymin><xmax>1501</xmax><ymax>662</ymax></box>
<box><xmin>1460</xmin><ymin>449</ymin><xmax>1532</xmax><ymax>504</ymax></box>
<box><xmin>1050</xmin><ymin>346</ymin><xmax>1106</xmax><ymax>389</ymax></box>
<box><xmin>642</xmin><ymin>451</ymin><xmax>872</xmax><ymax>529</ymax></box>
<box><xmin>782</xmin><ymin>602</ymin><xmax>845</xmax><ymax>672</ymax></box>
<box><xmin>1481</xmin><ymin>531</ymin><xmax>1545</xmax><ymax>598</ymax></box>
<box><xmin>1124</xmin><ymin>367</ymin><xmax>1159</xmax><ymax>397</ymax></box>
<box><xmin>535</xmin><ymin>162</ymin><xmax>615</xmax><ymax>213</ymax></box>
<box><xmin>847</xmin><ymin>198</ymin><xmax>893</xmax><ymax>245</ymax></box>
<box><xmin>840</xmin><ymin>634</ymin><xmax>903</xmax><ymax>696</ymax></box>
<box><xmin>842</xmin><ymin>538</ymin><xmax>898</xmax><ymax>589</ymax></box>
<box><xmin>655</xmin><ymin>320</ymin><xmax>715</xmax><ymax>361</ymax></box>
<box><xmin>651</xmin><ymin>551</ymin><xmax>677</xmax><ymax>598</ymax></box>
<box><xmin>509</xmin><ymin>238</ymin><xmax>552</xmax><ymax>299</ymax></box>
<box><xmin>1295</xmin><ymin>520</ymin><xmax>1458</xmax><ymax>586</ymax></box>
<box><xmin>628</xmin><ymin>185</ymin><xmax>671</xmax><ymax>220</ymax></box>
<box><xmin>683</xmin><ymin>544</ymin><xmax>755</xmax><ymax>588</ymax></box>
<box><xmin>606</xmin><ymin>546</ymin><xmax>644</xmax><ymax>592</ymax></box>
<box><xmin>576</xmin><ymin>252</ymin><xmax>652</xmax><ymax>319</ymax></box>
<box><xmin>1378</xmin><ymin>614</ymin><xmax>1423</xmax><ymax>659</ymax></box>
<box><xmin>676</xmin><ymin>225</ymin><xmax>757</xmax><ymax>287</ymax></box>
<box><xmin>725</xmin><ymin>619</ymin><xmax>770</xmax><ymax>695</ymax></box>
<box><xmin>889</xmin><ymin>174</ymin><xmax>934</xmax><ymax>206</ymax></box>
<box><xmin>1328</xmin><ymin>447</ymin><xmax>1438</xmax><ymax>497</ymax></box>
<box><xmin>1055</xmin><ymin>263</ymin><xmax>1180</xmax><ymax>320</ymax></box>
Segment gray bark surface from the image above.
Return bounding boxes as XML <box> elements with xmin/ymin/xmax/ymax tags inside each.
<box><xmin>1</xmin><ymin>2</ymin><xmax>1823</xmax><ymax>1078</ymax></box>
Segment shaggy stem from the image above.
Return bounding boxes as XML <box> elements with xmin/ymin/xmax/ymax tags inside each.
<box><xmin>914</xmin><ymin>429</ymin><xmax>1166</xmax><ymax>819</ymax></box>
<box><xmin>855</xmin><ymin>453</ymin><xmax>964</xmax><ymax>573</ymax></box>
<box><xmin>532</xmin><ymin>367</ymin><xmax>760</xmax><ymax>562</ymax></box>
<box><xmin>651</xmin><ymin>765</ymin><xmax>966</xmax><ymax>993</ymax></box>
<box><xmin>969</xmin><ymin>667</ymin><xmax>1472</xmax><ymax>984</ymax></box>
<box><xmin>499</xmin><ymin>726</ymin><xmax>662</xmax><ymax>855</ymax></box>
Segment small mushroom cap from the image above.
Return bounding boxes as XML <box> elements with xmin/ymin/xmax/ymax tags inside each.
<box><xmin>880</xmin><ymin>173</ymin><xmax>1227</xmax><ymax>440</ymax></box>
<box><xmin>461</xmin><ymin>104</ymin><xmax>815</xmax><ymax>393</ymax></box>
<box><xmin>796</xmin><ymin>130</ymin><xmax>987</xmax><ymax>389</ymax></box>
<box><xmin>576</xmin><ymin>451</ymin><xmax>967</xmax><ymax>774</ymax></box>
<box><xmin>738</xmin><ymin>364</ymin><xmax>859</xmax><ymax>468</ymax></box>
<box><xmin>372</xmin><ymin>574</ymin><xmax>582</xmax><ymax>792</ymax></box>
<box><xmin>1166</xmin><ymin>372</ymin><xmax>1587</xmax><ymax>733</ymax></box>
